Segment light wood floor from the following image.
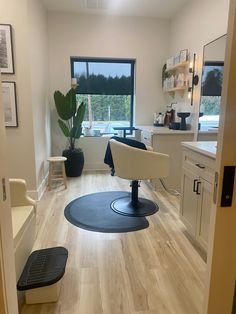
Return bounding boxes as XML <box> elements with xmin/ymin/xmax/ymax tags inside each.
<box><xmin>20</xmin><ymin>171</ymin><xmax>205</xmax><ymax>314</ymax></box>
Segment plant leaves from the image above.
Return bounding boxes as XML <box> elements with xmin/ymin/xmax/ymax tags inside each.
<box><xmin>54</xmin><ymin>89</ymin><xmax>76</xmax><ymax>120</ymax></box>
<box><xmin>73</xmin><ymin>102</ymin><xmax>86</xmax><ymax>127</ymax></box>
<box><xmin>65</xmin><ymin>89</ymin><xmax>76</xmax><ymax>116</ymax></box>
<box><xmin>70</xmin><ymin>126</ymin><xmax>82</xmax><ymax>139</ymax></box>
<box><xmin>58</xmin><ymin>119</ymin><xmax>70</xmax><ymax>137</ymax></box>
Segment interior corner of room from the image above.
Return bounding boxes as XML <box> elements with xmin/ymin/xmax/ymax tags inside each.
<box><xmin>0</xmin><ymin>0</ymin><xmax>235</xmax><ymax>313</ymax></box>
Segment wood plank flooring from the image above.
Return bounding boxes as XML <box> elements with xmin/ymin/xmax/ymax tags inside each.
<box><xmin>20</xmin><ymin>171</ymin><xmax>205</xmax><ymax>314</ymax></box>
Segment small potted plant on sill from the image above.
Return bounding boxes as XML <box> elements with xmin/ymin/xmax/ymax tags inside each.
<box><xmin>54</xmin><ymin>88</ymin><xmax>86</xmax><ymax>177</ymax></box>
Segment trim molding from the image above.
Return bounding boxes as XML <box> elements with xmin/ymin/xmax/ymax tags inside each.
<box><xmin>28</xmin><ymin>172</ymin><xmax>48</xmax><ymax>201</ymax></box>
<box><xmin>83</xmin><ymin>163</ymin><xmax>109</xmax><ymax>171</ymax></box>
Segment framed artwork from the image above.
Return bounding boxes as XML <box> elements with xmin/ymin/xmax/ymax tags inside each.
<box><xmin>0</xmin><ymin>24</ymin><xmax>14</xmax><ymax>74</ymax></box>
<box><xmin>180</xmin><ymin>49</ymin><xmax>188</xmax><ymax>63</ymax></box>
<box><xmin>2</xmin><ymin>81</ymin><xmax>18</xmax><ymax>127</ymax></box>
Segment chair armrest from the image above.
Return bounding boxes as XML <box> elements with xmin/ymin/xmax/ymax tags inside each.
<box><xmin>9</xmin><ymin>179</ymin><xmax>37</xmax><ymax>209</ymax></box>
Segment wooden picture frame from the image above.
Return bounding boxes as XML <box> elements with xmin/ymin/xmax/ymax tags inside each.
<box><xmin>0</xmin><ymin>24</ymin><xmax>14</xmax><ymax>74</ymax></box>
<box><xmin>2</xmin><ymin>81</ymin><xmax>18</xmax><ymax>127</ymax></box>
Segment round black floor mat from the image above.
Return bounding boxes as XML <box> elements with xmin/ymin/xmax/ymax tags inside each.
<box><xmin>64</xmin><ymin>191</ymin><xmax>149</xmax><ymax>233</ymax></box>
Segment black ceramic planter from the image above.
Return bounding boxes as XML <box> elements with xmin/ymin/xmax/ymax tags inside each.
<box><xmin>62</xmin><ymin>149</ymin><xmax>84</xmax><ymax>177</ymax></box>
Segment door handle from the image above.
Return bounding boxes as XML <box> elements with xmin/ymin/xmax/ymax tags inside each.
<box><xmin>196</xmin><ymin>181</ymin><xmax>201</xmax><ymax>195</ymax></box>
<box><xmin>221</xmin><ymin>166</ymin><xmax>235</xmax><ymax>207</ymax></box>
<box><xmin>196</xmin><ymin>163</ymin><xmax>205</xmax><ymax>169</ymax></box>
<box><xmin>2</xmin><ymin>178</ymin><xmax>7</xmax><ymax>201</ymax></box>
<box><xmin>213</xmin><ymin>171</ymin><xmax>218</xmax><ymax>204</ymax></box>
<box><xmin>193</xmin><ymin>179</ymin><xmax>198</xmax><ymax>192</ymax></box>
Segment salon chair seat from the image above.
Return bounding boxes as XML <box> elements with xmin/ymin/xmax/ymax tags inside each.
<box><xmin>109</xmin><ymin>139</ymin><xmax>170</xmax><ymax>217</ymax></box>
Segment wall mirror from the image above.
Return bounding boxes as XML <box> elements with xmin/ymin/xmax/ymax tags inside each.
<box><xmin>198</xmin><ymin>34</ymin><xmax>227</xmax><ymax>139</ymax></box>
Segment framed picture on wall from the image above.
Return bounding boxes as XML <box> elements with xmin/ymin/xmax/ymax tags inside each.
<box><xmin>180</xmin><ymin>49</ymin><xmax>188</xmax><ymax>63</ymax></box>
<box><xmin>2</xmin><ymin>81</ymin><xmax>18</xmax><ymax>127</ymax></box>
<box><xmin>0</xmin><ymin>24</ymin><xmax>14</xmax><ymax>74</ymax></box>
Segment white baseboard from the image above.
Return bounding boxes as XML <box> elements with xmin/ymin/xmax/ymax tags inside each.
<box><xmin>83</xmin><ymin>163</ymin><xmax>110</xmax><ymax>171</ymax></box>
<box><xmin>28</xmin><ymin>172</ymin><xmax>48</xmax><ymax>201</ymax></box>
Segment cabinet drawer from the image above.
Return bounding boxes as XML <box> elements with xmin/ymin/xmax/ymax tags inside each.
<box><xmin>183</xmin><ymin>149</ymin><xmax>215</xmax><ymax>184</ymax></box>
<box><xmin>141</xmin><ymin>131</ymin><xmax>153</xmax><ymax>147</ymax></box>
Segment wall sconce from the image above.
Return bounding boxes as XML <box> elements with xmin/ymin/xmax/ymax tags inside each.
<box><xmin>189</xmin><ymin>53</ymin><xmax>199</xmax><ymax>106</ymax></box>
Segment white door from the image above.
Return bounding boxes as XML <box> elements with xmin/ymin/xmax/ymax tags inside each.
<box><xmin>204</xmin><ymin>0</ymin><xmax>236</xmax><ymax>312</ymax></box>
<box><xmin>0</xmin><ymin>76</ymin><xmax>18</xmax><ymax>313</ymax></box>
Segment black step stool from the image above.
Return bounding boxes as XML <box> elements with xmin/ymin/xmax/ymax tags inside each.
<box><xmin>17</xmin><ymin>247</ymin><xmax>68</xmax><ymax>304</ymax></box>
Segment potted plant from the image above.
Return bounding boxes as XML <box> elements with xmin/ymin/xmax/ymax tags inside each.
<box><xmin>54</xmin><ymin>88</ymin><xmax>86</xmax><ymax>177</ymax></box>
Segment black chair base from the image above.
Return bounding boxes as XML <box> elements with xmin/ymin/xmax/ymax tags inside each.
<box><xmin>111</xmin><ymin>196</ymin><xmax>159</xmax><ymax>217</ymax></box>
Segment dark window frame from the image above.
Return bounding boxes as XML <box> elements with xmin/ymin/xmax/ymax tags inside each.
<box><xmin>70</xmin><ymin>57</ymin><xmax>135</xmax><ymax>132</ymax></box>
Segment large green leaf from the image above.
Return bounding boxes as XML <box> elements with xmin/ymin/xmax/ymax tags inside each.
<box><xmin>65</xmin><ymin>89</ymin><xmax>76</xmax><ymax>116</ymax></box>
<box><xmin>73</xmin><ymin>102</ymin><xmax>86</xmax><ymax>127</ymax></box>
<box><xmin>54</xmin><ymin>89</ymin><xmax>76</xmax><ymax>120</ymax></box>
<box><xmin>58</xmin><ymin>119</ymin><xmax>70</xmax><ymax>137</ymax></box>
<box><xmin>70</xmin><ymin>126</ymin><xmax>82</xmax><ymax>139</ymax></box>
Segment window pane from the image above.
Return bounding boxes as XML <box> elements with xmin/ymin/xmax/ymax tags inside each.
<box><xmin>73</xmin><ymin>60</ymin><xmax>133</xmax><ymax>95</ymax></box>
<box><xmin>71</xmin><ymin>57</ymin><xmax>135</xmax><ymax>132</ymax></box>
<box><xmin>77</xmin><ymin>94</ymin><xmax>131</xmax><ymax>132</ymax></box>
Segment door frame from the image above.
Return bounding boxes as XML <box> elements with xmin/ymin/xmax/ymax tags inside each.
<box><xmin>204</xmin><ymin>0</ymin><xmax>236</xmax><ymax>312</ymax></box>
<box><xmin>0</xmin><ymin>75</ymin><xmax>18</xmax><ymax>313</ymax></box>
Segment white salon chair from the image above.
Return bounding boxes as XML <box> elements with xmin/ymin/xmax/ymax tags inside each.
<box><xmin>109</xmin><ymin>139</ymin><xmax>170</xmax><ymax>217</ymax></box>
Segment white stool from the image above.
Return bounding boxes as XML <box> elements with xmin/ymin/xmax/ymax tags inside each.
<box><xmin>47</xmin><ymin>157</ymin><xmax>67</xmax><ymax>190</ymax></box>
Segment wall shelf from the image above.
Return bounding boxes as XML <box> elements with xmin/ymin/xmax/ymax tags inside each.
<box><xmin>166</xmin><ymin>61</ymin><xmax>189</xmax><ymax>72</ymax></box>
<box><xmin>166</xmin><ymin>86</ymin><xmax>188</xmax><ymax>92</ymax></box>
<box><xmin>164</xmin><ymin>86</ymin><xmax>188</xmax><ymax>97</ymax></box>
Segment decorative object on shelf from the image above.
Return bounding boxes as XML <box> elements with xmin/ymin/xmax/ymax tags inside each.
<box><xmin>188</xmin><ymin>53</ymin><xmax>199</xmax><ymax>106</ymax></box>
<box><xmin>2</xmin><ymin>81</ymin><xmax>18</xmax><ymax>127</ymax></box>
<box><xmin>180</xmin><ymin>49</ymin><xmax>188</xmax><ymax>63</ymax></box>
<box><xmin>166</xmin><ymin>57</ymin><xmax>174</xmax><ymax>69</ymax></box>
<box><xmin>174</xmin><ymin>52</ymin><xmax>181</xmax><ymax>65</ymax></box>
<box><xmin>0</xmin><ymin>24</ymin><xmax>14</xmax><ymax>74</ymax></box>
<box><xmin>162</xmin><ymin>64</ymin><xmax>170</xmax><ymax>88</ymax></box>
<box><xmin>163</xmin><ymin>50</ymin><xmax>189</xmax><ymax>95</ymax></box>
<box><xmin>177</xmin><ymin>112</ymin><xmax>190</xmax><ymax>130</ymax></box>
<box><xmin>54</xmin><ymin>88</ymin><xmax>86</xmax><ymax>177</ymax></box>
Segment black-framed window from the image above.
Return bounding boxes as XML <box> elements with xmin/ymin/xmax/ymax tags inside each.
<box><xmin>71</xmin><ymin>57</ymin><xmax>135</xmax><ymax>134</ymax></box>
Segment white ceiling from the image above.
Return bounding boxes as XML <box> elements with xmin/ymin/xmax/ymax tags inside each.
<box><xmin>43</xmin><ymin>0</ymin><xmax>189</xmax><ymax>19</ymax></box>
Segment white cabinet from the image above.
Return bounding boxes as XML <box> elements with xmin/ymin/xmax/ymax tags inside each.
<box><xmin>141</xmin><ymin>130</ymin><xmax>153</xmax><ymax>147</ymax></box>
<box><xmin>181</xmin><ymin>167</ymin><xmax>198</xmax><ymax>236</ymax></box>
<box><xmin>196</xmin><ymin>177</ymin><xmax>213</xmax><ymax>249</ymax></box>
<box><xmin>139</xmin><ymin>127</ymin><xmax>194</xmax><ymax>191</ymax></box>
<box><xmin>180</xmin><ymin>147</ymin><xmax>215</xmax><ymax>252</ymax></box>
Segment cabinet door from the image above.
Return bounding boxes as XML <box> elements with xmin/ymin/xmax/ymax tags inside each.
<box><xmin>180</xmin><ymin>168</ymin><xmax>198</xmax><ymax>237</ymax></box>
<box><xmin>141</xmin><ymin>130</ymin><xmax>153</xmax><ymax>147</ymax></box>
<box><xmin>196</xmin><ymin>178</ymin><xmax>213</xmax><ymax>251</ymax></box>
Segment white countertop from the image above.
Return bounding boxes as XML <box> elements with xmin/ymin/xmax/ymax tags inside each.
<box><xmin>137</xmin><ymin>125</ymin><xmax>194</xmax><ymax>135</ymax></box>
<box><xmin>182</xmin><ymin>141</ymin><xmax>217</xmax><ymax>159</ymax></box>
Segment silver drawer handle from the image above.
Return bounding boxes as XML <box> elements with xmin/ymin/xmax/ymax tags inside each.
<box><xmin>196</xmin><ymin>163</ymin><xmax>205</xmax><ymax>169</ymax></box>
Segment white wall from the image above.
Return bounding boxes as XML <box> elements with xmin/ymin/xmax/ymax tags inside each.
<box><xmin>0</xmin><ymin>0</ymin><xmax>37</xmax><ymax>189</ymax></box>
<box><xmin>0</xmin><ymin>0</ymin><xmax>50</xmax><ymax>198</ymax></box>
<box><xmin>28</xmin><ymin>0</ymin><xmax>50</xmax><ymax>197</ymax></box>
<box><xmin>48</xmin><ymin>12</ymin><xmax>170</xmax><ymax>167</ymax></box>
<box><xmin>169</xmin><ymin>0</ymin><xmax>230</xmax><ymax>135</ymax></box>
